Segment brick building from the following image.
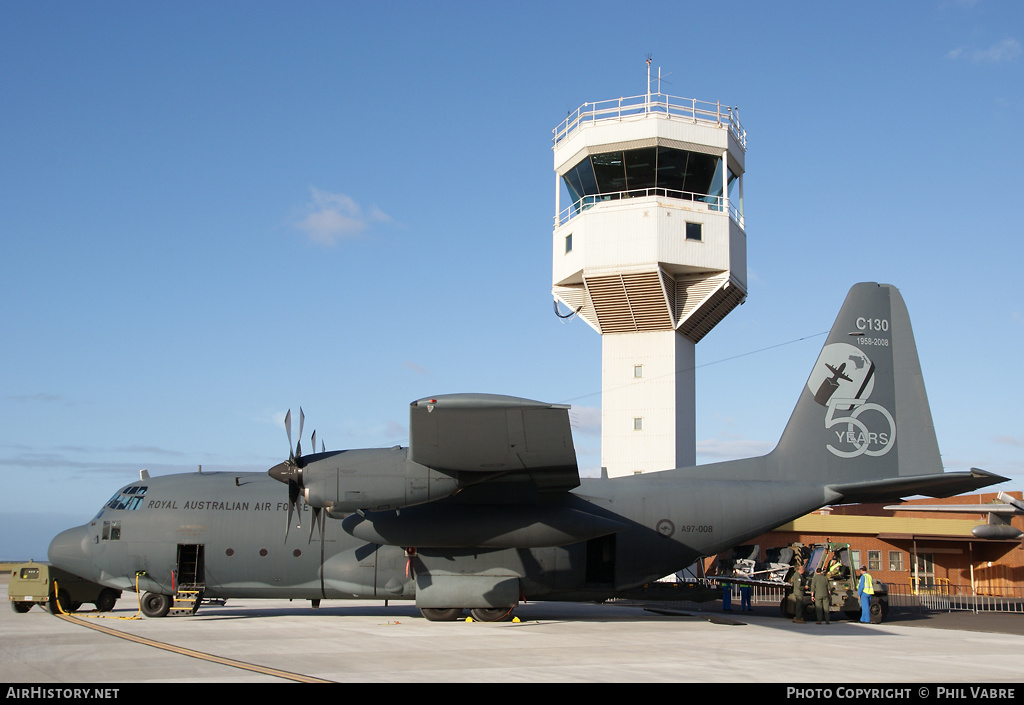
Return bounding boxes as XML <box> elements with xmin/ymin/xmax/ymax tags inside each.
<box><xmin>732</xmin><ymin>491</ymin><xmax>1024</xmax><ymax>595</ymax></box>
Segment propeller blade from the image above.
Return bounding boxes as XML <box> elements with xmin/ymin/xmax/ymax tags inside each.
<box><xmin>285</xmin><ymin>478</ymin><xmax>300</xmax><ymax>542</ymax></box>
<box><xmin>311</xmin><ymin>430</ymin><xmax>317</xmax><ymax>457</ymax></box>
<box><xmin>308</xmin><ymin>505</ymin><xmax>323</xmax><ymax>544</ymax></box>
<box><xmin>284</xmin><ymin>409</ymin><xmax>294</xmax><ymax>460</ymax></box>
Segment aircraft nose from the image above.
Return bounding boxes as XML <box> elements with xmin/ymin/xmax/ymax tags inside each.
<box><xmin>48</xmin><ymin>525</ymin><xmax>96</xmax><ymax>579</ymax></box>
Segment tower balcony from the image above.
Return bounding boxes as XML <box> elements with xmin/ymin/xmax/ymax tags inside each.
<box><xmin>552</xmin><ymin>194</ymin><xmax>746</xmax><ymax>342</ymax></box>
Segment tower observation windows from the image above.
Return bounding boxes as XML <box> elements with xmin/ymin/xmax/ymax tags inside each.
<box><xmin>561</xmin><ymin>146</ymin><xmax>736</xmax><ymax>214</ymax></box>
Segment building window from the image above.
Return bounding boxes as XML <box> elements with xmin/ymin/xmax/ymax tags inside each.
<box><xmin>633</xmin><ymin>417</ymin><xmax>643</xmax><ymax>431</ymax></box>
<box><xmin>565</xmin><ymin>233</ymin><xmax>573</xmax><ymax>253</ymax></box>
<box><xmin>634</xmin><ymin>364</ymin><xmax>643</xmax><ymax>378</ymax></box>
<box><xmin>851</xmin><ymin>550</ymin><xmax>861</xmax><ymax>569</ymax></box>
<box><xmin>889</xmin><ymin>551</ymin><xmax>904</xmax><ymax>571</ymax></box>
<box><xmin>868</xmin><ymin>550</ymin><xmax>881</xmax><ymax>572</ymax></box>
<box><xmin>686</xmin><ymin>222</ymin><xmax>702</xmax><ymax>241</ymax></box>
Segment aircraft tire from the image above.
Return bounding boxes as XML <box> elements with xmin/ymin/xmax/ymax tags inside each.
<box><xmin>470</xmin><ymin>607</ymin><xmax>514</xmax><ymax>622</ymax></box>
<box><xmin>140</xmin><ymin>592</ymin><xmax>172</xmax><ymax>618</ymax></box>
<box><xmin>95</xmin><ymin>589</ymin><xmax>119</xmax><ymax>613</ymax></box>
<box><xmin>10</xmin><ymin>601</ymin><xmax>32</xmax><ymax>613</ymax></box>
<box><xmin>419</xmin><ymin>608</ymin><xmax>463</xmax><ymax>622</ymax></box>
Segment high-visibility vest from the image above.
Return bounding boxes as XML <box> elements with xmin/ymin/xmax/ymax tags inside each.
<box><xmin>861</xmin><ymin>573</ymin><xmax>874</xmax><ymax>595</ymax></box>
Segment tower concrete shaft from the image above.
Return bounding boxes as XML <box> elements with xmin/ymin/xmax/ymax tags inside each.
<box><xmin>552</xmin><ymin>87</ymin><xmax>747</xmax><ymax>476</ymax></box>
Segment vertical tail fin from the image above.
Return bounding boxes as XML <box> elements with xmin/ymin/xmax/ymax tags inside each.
<box><xmin>772</xmin><ymin>283</ymin><xmax>1003</xmax><ymax>498</ymax></box>
<box><xmin>775</xmin><ymin>282</ymin><xmax>936</xmax><ymax>482</ymax></box>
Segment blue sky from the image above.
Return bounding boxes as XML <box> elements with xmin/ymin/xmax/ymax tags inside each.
<box><xmin>2</xmin><ymin>1</ymin><xmax>1022</xmax><ymax>559</ymax></box>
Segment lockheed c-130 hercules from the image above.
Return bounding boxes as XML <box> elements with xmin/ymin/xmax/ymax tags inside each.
<box><xmin>48</xmin><ymin>283</ymin><xmax>1007</xmax><ymax>621</ymax></box>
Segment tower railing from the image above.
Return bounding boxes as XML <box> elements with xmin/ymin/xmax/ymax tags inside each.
<box><xmin>556</xmin><ymin>187</ymin><xmax>743</xmax><ymax>228</ymax></box>
<box><xmin>553</xmin><ymin>93</ymin><xmax>747</xmax><ymax>151</ymax></box>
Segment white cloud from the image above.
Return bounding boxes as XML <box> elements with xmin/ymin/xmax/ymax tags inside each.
<box><xmin>294</xmin><ymin>187</ymin><xmax>392</xmax><ymax>246</ymax></box>
<box><xmin>993</xmin><ymin>435</ymin><xmax>1024</xmax><ymax>448</ymax></box>
<box><xmin>403</xmin><ymin>361</ymin><xmax>430</xmax><ymax>376</ymax></box>
<box><xmin>948</xmin><ymin>38</ymin><xmax>1021</xmax><ymax>63</ymax></box>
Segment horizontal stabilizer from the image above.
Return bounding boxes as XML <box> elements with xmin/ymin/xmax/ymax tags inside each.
<box><xmin>827</xmin><ymin>468</ymin><xmax>1009</xmax><ymax>504</ymax></box>
<box><xmin>408</xmin><ymin>394</ymin><xmax>579</xmax><ymax>490</ymax></box>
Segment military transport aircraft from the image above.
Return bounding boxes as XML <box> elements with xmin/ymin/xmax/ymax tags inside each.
<box><xmin>48</xmin><ymin>283</ymin><xmax>1008</xmax><ymax>621</ymax></box>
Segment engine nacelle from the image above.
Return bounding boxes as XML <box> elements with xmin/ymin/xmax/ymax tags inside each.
<box><xmin>300</xmin><ymin>447</ymin><xmax>460</xmax><ymax>513</ymax></box>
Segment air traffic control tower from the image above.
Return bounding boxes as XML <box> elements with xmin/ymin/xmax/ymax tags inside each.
<box><xmin>552</xmin><ymin>76</ymin><xmax>747</xmax><ymax>476</ymax></box>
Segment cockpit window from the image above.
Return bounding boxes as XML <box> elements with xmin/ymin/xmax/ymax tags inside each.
<box><xmin>103</xmin><ymin>485</ymin><xmax>148</xmax><ymax>511</ymax></box>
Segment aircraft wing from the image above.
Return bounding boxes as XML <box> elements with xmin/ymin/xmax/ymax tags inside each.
<box><xmin>408</xmin><ymin>394</ymin><xmax>580</xmax><ymax>492</ymax></box>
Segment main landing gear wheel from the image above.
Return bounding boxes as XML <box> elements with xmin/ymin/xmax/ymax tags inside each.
<box><xmin>140</xmin><ymin>592</ymin><xmax>172</xmax><ymax>618</ymax></box>
<box><xmin>420</xmin><ymin>608</ymin><xmax>464</xmax><ymax>621</ymax></box>
<box><xmin>470</xmin><ymin>607</ymin><xmax>514</xmax><ymax>622</ymax></box>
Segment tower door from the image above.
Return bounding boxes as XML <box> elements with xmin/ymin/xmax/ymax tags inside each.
<box><xmin>176</xmin><ymin>544</ymin><xmax>205</xmax><ymax>589</ymax></box>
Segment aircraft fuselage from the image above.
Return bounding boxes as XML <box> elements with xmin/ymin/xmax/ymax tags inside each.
<box><xmin>49</xmin><ymin>452</ymin><xmax>835</xmax><ymax>607</ymax></box>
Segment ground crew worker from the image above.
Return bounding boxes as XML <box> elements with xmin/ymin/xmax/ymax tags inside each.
<box><xmin>791</xmin><ymin>565</ymin><xmax>806</xmax><ymax>623</ymax></box>
<box><xmin>857</xmin><ymin>565</ymin><xmax>874</xmax><ymax>623</ymax></box>
<box><xmin>810</xmin><ymin>568</ymin><xmax>831</xmax><ymax>624</ymax></box>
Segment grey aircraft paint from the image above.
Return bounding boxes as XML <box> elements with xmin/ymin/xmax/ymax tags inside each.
<box><xmin>48</xmin><ymin>283</ymin><xmax>1008</xmax><ymax>618</ymax></box>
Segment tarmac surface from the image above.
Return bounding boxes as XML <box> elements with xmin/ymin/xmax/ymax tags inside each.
<box><xmin>3</xmin><ymin>579</ymin><xmax>1024</xmax><ymax>685</ymax></box>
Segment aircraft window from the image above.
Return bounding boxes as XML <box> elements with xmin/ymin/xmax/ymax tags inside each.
<box><xmin>102</xmin><ymin>521</ymin><xmax>121</xmax><ymax>541</ymax></box>
<box><xmin>103</xmin><ymin>486</ymin><xmax>148</xmax><ymax>511</ymax></box>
